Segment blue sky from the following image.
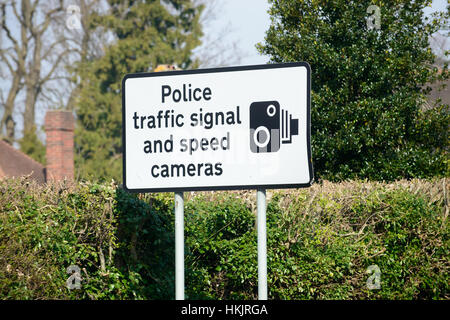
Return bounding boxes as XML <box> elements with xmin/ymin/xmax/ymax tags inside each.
<box><xmin>207</xmin><ymin>0</ymin><xmax>448</xmax><ymax>67</ymax></box>
<box><xmin>202</xmin><ymin>0</ymin><xmax>271</xmax><ymax>66</ymax></box>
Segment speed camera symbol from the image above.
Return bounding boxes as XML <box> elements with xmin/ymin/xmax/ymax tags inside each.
<box><xmin>249</xmin><ymin>101</ymin><xmax>299</xmax><ymax>153</ymax></box>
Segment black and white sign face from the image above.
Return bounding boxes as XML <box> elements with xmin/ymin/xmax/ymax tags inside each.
<box><xmin>122</xmin><ymin>62</ymin><xmax>313</xmax><ymax>192</ymax></box>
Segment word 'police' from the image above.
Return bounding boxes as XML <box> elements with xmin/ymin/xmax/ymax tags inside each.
<box><xmin>162</xmin><ymin>84</ymin><xmax>212</xmax><ymax>103</ymax></box>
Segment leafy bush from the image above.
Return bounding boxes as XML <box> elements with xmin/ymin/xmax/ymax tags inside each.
<box><xmin>0</xmin><ymin>178</ymin><xmax>174</xmax><ymax>299</ymax></box>
<box><xmin>0</xmin><ymin>177</ymin><xmax>448</xmax><ymax>299</ymax></box>
<box><xmin>185</xmin><ymin>194</ymin><xmax>257</xmax><ymax>299</ymax></box>
<box><xmin>184</xmin><ymin>181</ymin><xmax>448</xmax><ymax>299</ymax></box>
<box><xmin>114</xmin><ymin>189</ymin><xmax>175</xmax><ymax>299</ymax></box>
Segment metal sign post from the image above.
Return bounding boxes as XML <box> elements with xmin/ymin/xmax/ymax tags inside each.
<box><xmin>152</xmin><ymin>65</ymin><xmax>186</xmax><ymax>300</ymax></box>
<box><xmin>122</xmin><ymin>62</ymin><xmax>313</xmax><ymax>301</ymax></box>
<box><xmin>257</xmin><ymin>188</ymin><xmax>268</xmax><ymax>300</ymax></box>
<box><xmin>175</xmin><ymin>191</ymin><xmax>184</xmax><ymax>300</ymax></box>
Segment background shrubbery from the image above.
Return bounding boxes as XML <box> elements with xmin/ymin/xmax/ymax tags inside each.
<box><xmin>0</xmin><ymin>177</ymin><xmax>448</xmax><ymax>299</ymax></box>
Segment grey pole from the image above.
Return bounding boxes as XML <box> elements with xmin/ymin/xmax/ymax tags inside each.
<box><xmin>257</xmin><ymin>188</ymin><xmax>268</xmax><ymax>300</ymax></box>
<box><xmin>175</xmin><ymin>191</ymin><xmax>184</xmax><ymax>300</ymax></box>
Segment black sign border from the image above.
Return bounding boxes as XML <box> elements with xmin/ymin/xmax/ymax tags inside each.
<box><xmin>122</xmin><ymin>62</ymin><xmax>313</xmax><ymax>193</ymax></box>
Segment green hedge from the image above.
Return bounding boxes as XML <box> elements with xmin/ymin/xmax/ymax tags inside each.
<box><xmin>0</xmin><ymin>177</ymin><xmax>448</xmax><ymax>299</ymax></box>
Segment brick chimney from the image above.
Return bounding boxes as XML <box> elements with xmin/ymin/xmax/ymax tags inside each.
<box><xmin>44</xmin><ymin>111</ymin><xmax>75</xmax><ymax>181</ymax></box>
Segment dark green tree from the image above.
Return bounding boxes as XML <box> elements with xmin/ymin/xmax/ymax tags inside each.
<box><xmin>75</xmin><ymin>0</ymin><xmax>204</xmax><ymax>181</ymax></box>
<box><xmin>19</xmin><ymin>126</ymin><xmax>46</xmax><ymax>165</ymax></box>
<box><xmin>258</xmin><ymin>0</ymin><xmax>449</xmax><ymax>181</ymax></box>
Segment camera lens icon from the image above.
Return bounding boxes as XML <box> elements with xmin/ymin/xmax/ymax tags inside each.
<box><xmin>253</xmin><ymin>126</ymin><xmax>271</xmax><ymax>148</ymax></box>
<box><xmin>267</xmin><ymin>104</ymin><xmax>277</xmax><ymax>117</ymax></box>
<box><xmin>250</xmin><ymin>101</ymin><xmax>299</xmax><ymax>153</ymax></box>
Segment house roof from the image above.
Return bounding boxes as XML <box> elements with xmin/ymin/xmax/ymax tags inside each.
<box><xmin>0</xmin><ymin>139</ymin><xmax>46</xmax><ymax>183</ymax></box>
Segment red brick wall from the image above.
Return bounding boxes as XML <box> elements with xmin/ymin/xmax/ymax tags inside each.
<box><xmin>44</xmin><ymin>111</ymin><xmax>74</xmax><ymax>181</ymax></box>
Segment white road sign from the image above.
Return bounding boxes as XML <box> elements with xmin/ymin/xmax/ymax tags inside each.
<box><xmin>122</xmin><ymin>62</ymin><xmax>313</xmax><ymax>192</ymax></box>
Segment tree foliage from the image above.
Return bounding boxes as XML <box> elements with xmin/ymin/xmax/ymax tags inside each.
<box><xmin>19</xmin><ymin>126</ymin><xmax>46</xmax><ymax>165</ymax></box>
<box><xmin>75</xmin><ymin>0</ymin><xmax>204</xmax><ymax>181</ymax></box>
<box><xmin>258</xmin><ymin>0</ymin><xmax>449</xmax><ymax>181</ymax></box>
